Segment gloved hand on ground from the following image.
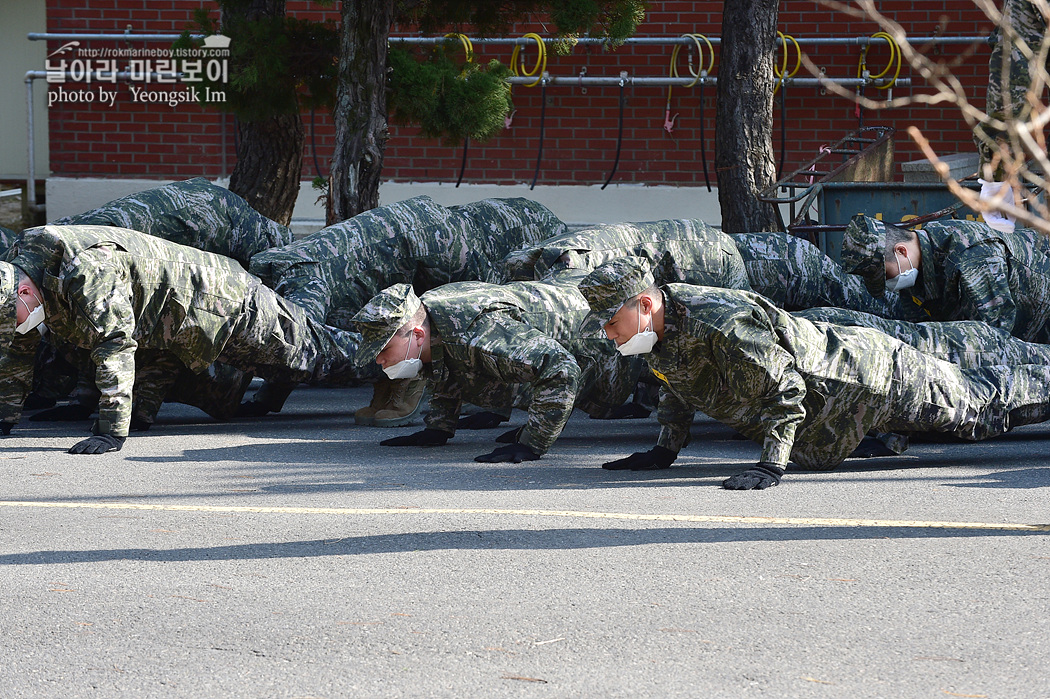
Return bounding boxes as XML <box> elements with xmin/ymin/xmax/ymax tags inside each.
<box><xmin>474</xmin><ymin>443</ymin><xmax>540</xmax><ymax>463</ymax></box>
<box><xmin>68</xmin><ymin>434</ymin><xmax>126</xmax><ymax>454</ymax></box>
<box><xmin>380</xmin><ymin>428</ymin><xmax>452</xmax><ymax>447</ymax></box>
<box><xmin>602</xmin><ymin>446</ymin><xmax>676</xmax><ymax>470</ymax></box>
<box><xmin>237</xmin><ymin>401</ymin><xmax>275</xmax><ymax>418</ymax></box>
<box><xmin>722</xmin><ymin>462</ymin><xmax>784</xmax><ymax>490</ymax></box>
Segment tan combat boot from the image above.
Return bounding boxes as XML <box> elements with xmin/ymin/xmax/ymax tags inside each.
<box><xmin>373</xmin><ymin>376</ymin><xmax>427</xmax><ymax>427</ymax></box>
<box><xmin>354</xmin><ymin>378</ymin><xmax>394</xmax><ymax>426</ymax></box>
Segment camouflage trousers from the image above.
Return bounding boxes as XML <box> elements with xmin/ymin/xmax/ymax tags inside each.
<box><xmin>977</xmin><ymin>0</ymin><xmax>1047</xmax><ymax>174</ymax></box>
<box><xmin>789</xmin><ymin>340</ymin><xmax>1050</xmax><ymax>470</ymax></box>
<box><xmin>795</xmin><ymin>307</ymin><xmax>1050</xmax><ymax>367</ymax></box>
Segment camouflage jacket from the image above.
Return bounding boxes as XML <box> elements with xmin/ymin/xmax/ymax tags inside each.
<box><xmin>649</xmin><ymin>284</ymin><xmax>919</xmax><ymax>469</ymax></box>
<box><xmin>249</xmin><ymin>196</ymin><xmax>564</xmax><ymax>328</ymax></box>
<box><xmin>0</xmin><ymin>226</ymin><xmax>18</xmax><ymax>256</ymax></box>
<box><xmin>731</xmin><ymin>232</ymin><xmax>926</xmax><ymax>319</ymax></box>
<box><xmin>503</xmin><ymin>218</ymin><xmax>752</xmax><ymax>291</ymax></box>
<box><xmin>420</xmin><ymin>279</ymin><xmax>599</xmax><ymax>455</ymax></box>
<box><xmin>1</xmin><ymin>225</ymin><xmax>261</xmax><ymax>435</ymax></box>
<box><xmin>52</xmin><ymin>177</ymin><xmax>293</xmax><ymax>268</ymax></box>
<box><xmin>909</xmin><ymin>220</ymin><xmax>1050</xmax><ymax>342</ymax></box>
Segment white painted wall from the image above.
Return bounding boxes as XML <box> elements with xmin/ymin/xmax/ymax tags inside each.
<box><xmin>0</xmin><ymin>1</ymin><xmax>49</xmax><ymax>181</ymax></box>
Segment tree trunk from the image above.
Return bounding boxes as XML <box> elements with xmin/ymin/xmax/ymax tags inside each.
<box><xmin>223</xmin><ymin>0</ymin><xmax>303</xmax><ymax>225</ymax></box>
<box><xmin>327</xmin><ymin>0</ymin><xmax>393</xmax><ymax>224</ymax></box>
<box><xmin>229</xmin><ymin>115</ymin><xmax>304</xmax><ymax>225</ymax></box>
<box><xmin>715</xmin><ymin>0</ymin><xmax>780</xmax><ymax>233</ymax></box>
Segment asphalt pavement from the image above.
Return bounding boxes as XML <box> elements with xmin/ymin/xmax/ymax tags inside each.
<box><xmin>2</xmin><ymin>383</ymin><xmax>1048</xmax><ymax>698</ymax></box>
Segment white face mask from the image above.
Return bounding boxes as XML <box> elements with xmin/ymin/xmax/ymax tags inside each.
<box><xmin>615</xmin><ymin>309</ymin><xmax>658</xmax><ymax>356</ymax></box>
<box><xmin>15</xmin><ymin>294</ymin><xmax>45</xmax><ymax>335</ymax></box>
<box><xmin>885</xmin><ymin>252</ymin><xmax>918</xmax><ymax>293</ymax></box>
<box><xmin>383</xmin><ymin>333</ymin><xmax>424</xmax><ymax>380</ymax></box>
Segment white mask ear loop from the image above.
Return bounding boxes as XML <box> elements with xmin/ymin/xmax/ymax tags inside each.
<box><xmin>636</xmin><ymin>301</ymin><xmax>652</xmax><ymax>335</ymax></box>
<box><xmin>15</xmin><ymin>292</ymin><xmax>46</xmax><ymax>335</ymax></box>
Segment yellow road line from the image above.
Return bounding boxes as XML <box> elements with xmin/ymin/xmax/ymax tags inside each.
<box><xmin>0</xmin><ymin>500</ymin><xmax>1047</xmax><ymax>531</ymax></box>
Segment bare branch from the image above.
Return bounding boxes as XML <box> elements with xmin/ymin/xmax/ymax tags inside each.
<box><xmin>808</xmin><ymin>0</ymin><xmax>1050</xmax><ymax>231</ymax></box>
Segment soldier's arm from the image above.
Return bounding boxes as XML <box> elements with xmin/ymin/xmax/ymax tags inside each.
<box><xmin>424</xmin><ymin>374</ymin><xmax>465</xmax><ymax>435</ymax></box>
<box><xmin>710</xmin><ymin>315</ymin><xmax>808</xmax><ymax>467</ymax></box>
<box><xmin>955</xmin><ymin>243</ymin><xmax>1018</xmax><ymax>333</ymax></box>
<box><xmin>0</xmin><ymin>331</ymin><xmax>42</xmax><ymax>431</ymax></box>
<box><xmin>63</xmin><ymin>249</ymin><xmax>139</xmax><ymax>437</ymax></box>
<box><xmin>274</xmin><ymin>273</ymin><xmax>333</xmax><ymax>326</ymax></box>
<box><xmin>654</xmin><ymin>384</ymin><xmax>695</xmax><ymax>452</ymax></box>
<box><xmin>463</xmin><ymin>316</ymin><xmax>581</xmax><ymax>456</ymax></box>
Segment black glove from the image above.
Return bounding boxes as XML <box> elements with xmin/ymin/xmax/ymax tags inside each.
<box><xmin>591</xmin><ymin>403</ymin><xmax>652</xmax><ymax>420</ymax></box>
<box><xmin>23</xmin><ymin>393</ymin><xmax>57</xmax><ymax>410</ymax></box>
<box><xmin>380</xmin><ymin>428</ymin><xmax>452</xmax><ymax>447</ymax></box>
<box><xmin>602</xmin><ymin>446</ymin><xmax>677</xmax><ymax>470</ymax></box>
<box><xmin>457</xmin><ymin>411</ymin><xmax>510</xmax><ymax>430</ymax></box>
<box><xmin>848</xmin><ymin>436</ymin><xmax>899</xmax><ymax>459</ymax></box>
<box><xmin>495</xmin><ymin>426</ymin><xmax>523</xmax><ymax>444</ymax></box>
<box><xmin>722</xmin><ymin>462</ymin><xmax>785</xmax><ymax>490</ymax></box>
<box><xmin>0</xmin><ymin>422</ymin><xmax>12</xmax><ymax>436</ymax></box>
<box><xmin>474</xmin><ymin>442</ymin><xmax>540</xmax><ymax>463</ymax></box>
<box><xmin>29</xmin><ymin>403</ymin><xmax>95</xmax><ymax>422</ymax></box>
<box><xmin>237</xmin><ymin>401</ymin><xmax>274</xmax><ymax>418</ymax></box>
<box><xmin>68</xmin><ymin>434</ymin><xmax>126</xmax><ymax>455</ymax></box>
<box><xmin>129</xmin><ymin>416</ymin><xmax>153</xmax><ymax>432</ymax></box>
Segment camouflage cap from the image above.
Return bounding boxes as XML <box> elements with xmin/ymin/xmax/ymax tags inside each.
<box><xmin>840</xmin><ymin>214</ymin><xmax>890</xmax><ymax>296</ymax></box>
<box><xmin>350</xmin><ymin>283</ymin><xmax>423</xmax><ymax>366</ymax></box>
<box><xmin>578</xmin><ymin>256</ymin><xmax>656</xmax><ymax>335</ymax></box>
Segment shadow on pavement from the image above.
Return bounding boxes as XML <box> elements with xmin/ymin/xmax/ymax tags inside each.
<box><xmin>2</xmin><ymin>524</ymin><xmax>1047</xmax><ymax>566</ymax></box>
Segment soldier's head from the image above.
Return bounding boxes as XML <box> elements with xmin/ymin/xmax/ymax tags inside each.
<box><xmin>579</xmin><ymin>256</ymin><xmax>664</xmax><ymax>356</ymax></box>
<box><xmin>351</xmin><ymin>283</ymin><xmax>432</xmax><ymax>379</ymax></box>
<box><xmin>841</xmin><ymin>214</ymin><xmax>921</xmax><ymax>295</ymax></box>
<box><xmin>882</xmin><ymin>224</ymin><xmax>921</xmax><ymax>292</ymax></box>
<box><xmin>0</xmin><ymin>261</ymin><xmax>46</xmax><ymax>344</ymax></box>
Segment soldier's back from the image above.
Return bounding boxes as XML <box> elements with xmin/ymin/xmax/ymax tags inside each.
<box><xmin>52</xmin><ymin>178</ymin><xmax>291</xmax><ymax>266</ymax></box>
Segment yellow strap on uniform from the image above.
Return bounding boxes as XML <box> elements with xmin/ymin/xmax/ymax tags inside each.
<box><xmin>510</xmin><ymin>32</ymin><xmax>547</xmax><ymax>87</ymax></box>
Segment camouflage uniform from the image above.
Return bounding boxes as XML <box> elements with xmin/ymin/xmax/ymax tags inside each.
<box><xmin>353</xmin><ymin>277</ymin><xmax>640</xmax><ymax>457</ymax></box>
<box><xmin>977</xmin><ymin>0</ymin><xmax>1046</xmax><ymax>176</ymax></box>
<box><xmin>731</xmin><ymin>232</ymin><xmax>926</xmax><ymax>319</ymax></box>
<box><xmin>580</xmin><ymin>257</ymin><xmax>1050</xmax><ymax>472</ymax></box>
<box><xmin>842</xmin><ymin>215</ymin><xmax>1050</xmax><ymax>342</ymax></box>
<box><xmin>250</xmin><ymin>195</ymin><xmax>565</xmax><ymax>327</ymax></box>
<box><xmin>52</xmin><ymin>177</ymin><xmax>293</xmax><ymax>268</ymax></box>
<box><xmin>796</xmin><ymin>307</ymin><xmax>1050</xmax><ymax>368</ymax></box>
<box><xmin>0</xmin><ymin>226</ymin><xmax>18</xmax><ymax>255</ymax></box>
<box><xmin>246</xmin><ymin>195</ymin><xmax>566</xmax><ymax>412</ymax></box>
<box><xmin>0</xmin><ymin>225</ymin><xmax>360</xmax><ymax>439</ymax></box>
<box><xmin>31</xmin><ymin>178</ymin><xmax>294</xmax><ymax>421</ymax></box>
<box><xmin>503</xmin><ymin>218</ymin><xmax>752</xmax><ymax>291</ymax></box>
<box><xmin>464</xmin><ymin>266</ymin><xmax>646</xmax><ymax>423</ymax></box>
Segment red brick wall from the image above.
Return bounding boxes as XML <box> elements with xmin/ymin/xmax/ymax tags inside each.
<box><xmin>45</xmin><ymin>1</ymin><xmax>994</xmax><ymax>187</ymax></box>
